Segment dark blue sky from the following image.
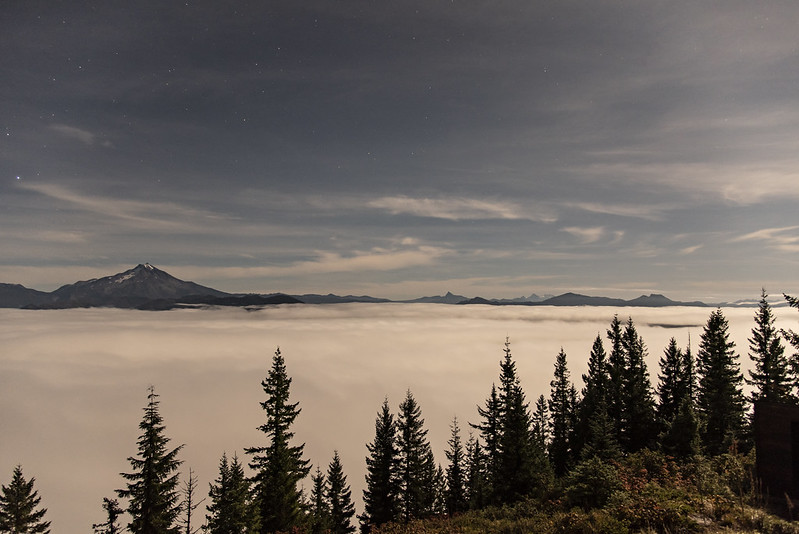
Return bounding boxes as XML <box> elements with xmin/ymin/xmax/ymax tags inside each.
<box><xmin>2</xmin><ymin>1</ymin><xmax>798</xmax><ymax>300</ymax></box>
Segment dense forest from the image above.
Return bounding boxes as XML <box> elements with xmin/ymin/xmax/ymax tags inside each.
<box><xmin>4</xmin><ymin>291</ymin><xmax>799</xmax><ymax>534</ymax></box>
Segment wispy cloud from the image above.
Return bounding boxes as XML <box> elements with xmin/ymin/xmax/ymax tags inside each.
<box><xmin>561</xmin><ymin>201</ymin><xmax>668</xmax><ymax>221</ymax></box>
<box><xmin>18</xmin><ymin>182</ymin><xmax>227</xmax><ymax>232</ymax></box>
<box><xmin>679</xmin><ymin>244</ymin><xmax>703</xmax><ymax>255</ymax></box>
<box><xmin>732</xmin><ymin>226</ymin><xmax>799</xmax><ymax>252</ymax></box>
<box><xmin>48</xmin><ymin>124</ymin><xmax>111</xmax><ymax>147</ymax></box>
<box><xmin>173</xmin><ymin>245</ymin><xmax>453</xmax><ymax>280</ymax></box>
<box><xmin>560</xmin><ymin>226</ymin><xmax>607</xmax><ymax>244</ymax></box>
<box><xmin>367</xmin><ymin>196</ymin><xmax>557</xmax><ymax>222</ymax></box>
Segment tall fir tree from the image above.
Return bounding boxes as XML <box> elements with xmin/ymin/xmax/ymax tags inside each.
<box><xmin>574</xmin><ymin>334</ymin><xmax>610</xmax><ymax>458</ymax></box>
<box><xmin>0</xmin><ymin>466</ymin><xmax>50</xmax><ymax>534</ymax></box>
<box><xmin>657</xmin><ymin>337</ymin><xmax>685</xmax><ymax>426</ymax></box>
<box><xmin>470</xmin><ymin>384</ymin><xmax>501</xmax><ymax>500</ymax></box>
<box><xmin>697</xmin><ymin>309</ymin><xmax>746</xmax><ymax>455</ymax></box>
<box><xmin>308</xmin><ymin>467</ymin><xmax>330</xmax><ymax>534</ymax></box>
<box><xmin>548</xmin><ymin>348</ymin><xmax>574</xmax><ymax>476</ymax></box>
<box><xmin>444</xmin><ymin>417</ymin><xmax>467</xmax><ymax>516</ymax></box>
<box><xmin>531</xmin><ymin>395</ymin><xmax>549</xmax><ymax>451</ymax></box>
<box><xmin>206</xmin><ymin>453</ymin><xmax>256</xmax><ymax>534</ymax></box>
<box><xmin>360</xmin><ymin>399</ymin><xmax>398</xmax><ymax>532</ymax></box>
<box><xmin>785</xmin><ymin>294</ymin><xmax>799</xmax><ymax>397</ymax></box>
<box><xmin>620</xmin><ymin>318</ymin><xmax>658</xmax><ymax>452</ymax></box>
<box><xmin>606</xmin><ymin>315</ymin><xmax>626</xmax><ymax>445</ymax></box>
<box><xmin>245</xmin><ymin>348</ymin><xmax>310</xmax><ymax>534</ymax></box>
<box><xmin>396</xmin><ymin>390</ymin><xmax>437</xmax><ymax>522</ymax></box>
<box><xmin>494</xmin><ymin>339</ymin><xmax>550</xmax><ymax>502</ymax></box>
<box><xmin>117</xmin><ymin>386</ymin><xmax>183</xmax><ymax>534</ymax></box>
<box><xmin>464</xmin><ymin>433</ymin><xmax>488</xmax><ymax>510</ymax></box>
<box><xmin>747</xmin><ymin>289</ymin><xmax>792</xmax><ymax>403</ymax></box>
<box><xmin>326</xmin><ymin>451</ymin><xmax>356</xmax><ymax>534</ymax></box>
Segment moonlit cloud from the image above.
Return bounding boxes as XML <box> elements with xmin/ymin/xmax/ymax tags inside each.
<box><xmin>48</xmin><ymin>124</ymin><xmax>97</xmax><ymax>145</ymax></box>
<box><xmin>561</xmin><ymin>226</ymin><xmax>606</xmax><ymax>244</ymax></box>
<box><xmin>732</xmin><ymin>226</ymin><xmax>799</xmax><ymax>252</ymax></box>
<box><xmin>367</xmin><ymin>196</ymin><xmax>557</xmax><ymax>222</ymax></box>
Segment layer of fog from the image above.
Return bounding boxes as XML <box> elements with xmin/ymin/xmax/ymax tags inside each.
<box><xmin>1</xmin><ymin>303</ymin><xmax>795</xmax><ymax>533</ymax></box>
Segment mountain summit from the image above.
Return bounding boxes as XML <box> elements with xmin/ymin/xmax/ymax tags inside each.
<box><xmin>45</xmin><ymin>263</ymin><xmax>229</xmax><ymax>308</ymax></box>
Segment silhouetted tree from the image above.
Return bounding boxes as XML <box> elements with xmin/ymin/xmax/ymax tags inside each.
<box><xmin>785</xmin><ymin>294</ymin><xmax>799</xmax><ymax>397</ymax></box>
<box><xmin>464</xmin><ymin>433</ymin><xmax>487</xmax><ymax>510</ymax></box>
<box><xmin>620</xmin><ymin>318</ymin><xmax>658</xmax><ymax>452</ymax></box>
<box><xmin>206</xmin><ymin>453</ymin><xmax>256</xmax><ymax>534</ymax></box>
<box><xmin>308</xmin><ymin>467</ymin><xmax>329</xmax><ymax>534</ymax></box>
<box><xmin>470</xmin><ymin>384</ymin><xmax>501</xmax><ymax>500</ymax></box>
<box><xmin>396</xmin><ymin>390</ymin><xmax>436</xmax><ymax>522</ymax></box>
<box><xmin>748</xmin><ymin>289</ymin><xmax>792</xmax><ymax>403</ymax></box>
<box><xmin>606</xmin><ymin>315</ymin><xmax>626</xmax><ymax>445</ymax></box>
<box><xmin>574</xmin><ymin>334</ymin><xmax>609</xmax><ymax>458</ymax></box>
<box><xmin>657</xmin><ymin>337</ymin><xmax>685</xmax><ymax>426</ymax></box>
<box><xmin>531</xmin><ymin>395</ymin><xmax>549</xmax><ymax>451</ymax></box>
<box><xmin>117</xmin><ymin>386</ymin><xmax>183</xmax><ymax>534</ymax></box>
<box><xmin>661</xmin><ymin>396</ymin><xmax>701</xmax><ymax>459</ymax></box>
<box><xmin>0</xmin><ymin>465</ymin><xmax>50</xmax><ymax>534</ymax></box>
<box><xmin>93</xmin><ymin>497</ymin><xmax>124</xmax><ymax>534</ymax></box>
<box><xmin>327</xmin><ymin>451</ymin><xmax>356</xmax><ymax>534</ymax></box>
<box><xmin>697</xmin><ymin>309</ymin><xmax>745</xmax><ymax>455</ymax></box>
<box><xmin>549</xmin><ymin>348</ymin><xmax>574</xmax><ymax>476</ymax></box>
<box><xmin>246</xmin><ymin>348</ymin><xmax>311</xmax><ymax>534</ymax></box>
<box><xmin>360</xmin><ymin>399</ymin><xmax>398</xmax><ymax>532</ymax></box>
<box><xmin>444</xmin><ymin>417</ymin><xmax>467</xmax><ymax>515</ymax></box>
<box><xmin>179</xmin><ymin>468</ymin><xmax>204</xmax><ymax>534</ymax></box>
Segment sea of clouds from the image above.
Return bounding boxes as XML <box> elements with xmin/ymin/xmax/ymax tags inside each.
<box><xmin>1</xmin><ymin>303</ymin><xmax>795</xmax><ymax>532</ymax></box>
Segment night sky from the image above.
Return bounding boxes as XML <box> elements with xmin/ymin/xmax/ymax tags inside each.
<box><xmin>2</xmin><ymin>1</ymin><xmax>798</xmax><ymax>301</ymax></box>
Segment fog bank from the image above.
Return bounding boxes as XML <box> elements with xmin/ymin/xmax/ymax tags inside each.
<box><xmin>1</xmin><ymin>304</ymin><xmax>793</xmax><ymax>532</ymax></box>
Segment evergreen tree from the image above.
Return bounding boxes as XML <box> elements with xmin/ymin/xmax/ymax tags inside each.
<box><xmin>444</xmin><ymin>417</ymin><xmax>467</xmax><ymax>515</ymax></box>
<box><xmin>360</xmin><ymin>399</ymin><xmax>398</xmax><ymax>531</ymax></box>
<box><xmin>579</xmin><ymin>397</ymin><xmax>620</xmax><ymax>461</ymax></box>
<box><xmin>396</xmin><ymin>390</ymin><xmax>436</xmax><ymax>522</ymax></box>
<box><xmin>620</xmin><ymin>318</ymin><xmax>658</xmax><ymax>452</ymax></box>
<box><xmin>697</xmin><ymin>309</ymin><xmax>746</xmax><ymax>455</ymax></box>
<box><xmin>785</xmin><ymin>294</ymin><xmax>799</xmax><ymax>398</ymax></box>
<box><xmin>470</xmin><ymin>384</ymin><xmax>501</xmax><ymax>499</ymax></box>
<box><xmin>0</xmin><ymin>466</ymin><xmax>50</xmax><ymax>534</ymax></box>
<box><xmin>661</xmin><ymin>396</ymin><xmax>701</xmax><ymax>459</ymax></box>
<box><xmin>308</xmin><ymin>467</ymin><xmax>330</xmax><ymax>534</ymax></box>
<box><xmin>548</xmin><ymin>348</ymin><xmax>574</xmax><ymax>476</ymax></box>
<box><xmin>606</xmin><ymin>315</ymin><xmax>626</xmax><ymax>445</ymax></box>
<box><xmin>117</xmin><ymin>386</ymin><xmax>183</xmax><ymax>534</ymax></box>
<box><xmin>657</xmin><ymin>337</ymin><xmax>685</xmax><ymax>426</ymax></box>
<box><xmin>531</xmin><ymin>395</ymin><xmax>549</xmax><ymax>451</ymax></box>
<box><xmin>206</xmin><ymin>453</ymin><xmax>257</xmax><ymax>534</ymax></box>
<box><xmin>494</xmin><ymin>339</ymin><xmax>549</xmax><ymax>502</ymax></box>
<box><xmin>747</xmin><ymin>289</ymin><xmax>792</xmax><ymax>403</ymax></box>
<box><xmin>246</xmin><ymin>348</ymin><xmax>311</xmax><ymax>534</ymax></box>
<box><xmin>464</xmin><ymin>433</ymin><xmax>487</xmax><ymax>510</ymax></box>
<box><xmin>327</xmin><ymin>451</ymin><xmax>356</xmax><ymax>534</ymax></box>
<box><xmin>574</xmin><ymin>334</ymin><xmax>609</xmax><ymax>457</ymax></box>
<box><xmin>93</xmin><ymin>497</ymin><xmax>124</xmax><ymax>534</ymax></box>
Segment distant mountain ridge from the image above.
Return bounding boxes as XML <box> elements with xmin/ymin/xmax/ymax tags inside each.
<box><xmin>0</xmin><ymin>263</ymin><xmax>717</xmax><ymax>309</ymax></box>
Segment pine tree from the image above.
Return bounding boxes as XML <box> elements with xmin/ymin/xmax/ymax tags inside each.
<box><xmin>747</xmin><ymin>289</ymin><xmax>792</xmax><ymax>403</ymax></box>
<box><xmin>117</xmin><ymin>386</ymin><xmax>183</xmax><ymax>534</ymax></box>
<box><xmin>396</xmin><ymin>390</ymin><xmax>436</xmax><ymax>522</ymax></box>
<box><xmin>0</xmin><ymin>465</ymin><xmax>51</xmax><ymax>534</ymax></box>
<box><xmin>470</xmin><ymin>384</ymin><xmax>501</xmax><ymax>499</ymax></box>
<box><xmin>661</xmin><ymin>396</ymin><xmax>701</xmax><ymax>459</ymax></box>
<box><xmin>464</xmin><ymin>433</ymin><xmax>487</xmax><ymax>510</ymax></box>
<box><xmin>531</xmin><ymin>395</ymin><xmax>549</xmax><ymax>451</ymax></box>
<box><xmin>548</xmin><ymin>348</ymin><xmax>574</xmax><ymax>476</ymax></box>
<box><xmin>785</xmin><ymin>294</ymin><xmax>799</xmax><ymax>398</ymax></box>
<box><xmin>444</xmin><ymin>417</ymin><xmax>467</xmax><ymax>515</ymax></box>
<box><xmin>308</xmin><ymin>467</ymin><xmax>330</xmax><ymax>534</ymax></box>
<box><xmin>327</xmin><ymin>451</ymin><xmax>356</xmax><ymax>534</ymax></box>
<box><xmin>360</xmin><ymin>399</ymin><xmax>398</xmax><ymax>531</ymax></box>
<box><xmin>206</xmin><ymin>453</ymin><xmax>257</xmax><ymax>534</ymax></box>
<box><xmin>93</xmin><ymin>497</ymin><xmax>124</xmax><ymax>534</ymax></box>
<box><xmin>606</xmin><ymin>315</ymin><xmax>626</xmax><ymax>445</ymax></box>
<box><xmin>245</xmin><ymin>348</ymin><xmax>311</xmax><ymax>534</ymax></box>
<box><xmin>495</xmin><ymin>339</ymin><xmax>550</xmax><ymax>502</ymax></box>
<box><xmin>620</xmin><ymin>318</ymin><xmax>658</xmax><ymax>452</ymax></box>
<box><xmin>574</xmin><ymin>334</ymin><xmax>610</xmax><ymax>458</ymax></box>
<box><xmin>657</xmin><ymin>337</ymin><xmax>685</xmax><ymax>426</ymax></box>
<box><xmin>697</xmin><ymin>309</ymin><xmax>746</xmax><ymax>455</ymax></box>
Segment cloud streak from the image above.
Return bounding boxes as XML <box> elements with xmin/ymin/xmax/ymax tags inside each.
<box><xmin>367</xmin><ymin>196</ymin><xmax>557</xmax><ymax>222</ymax></box>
